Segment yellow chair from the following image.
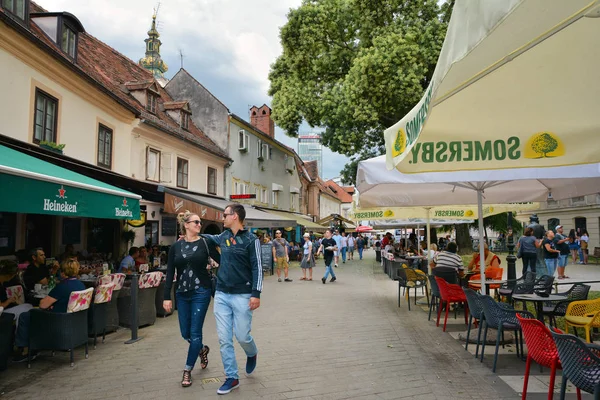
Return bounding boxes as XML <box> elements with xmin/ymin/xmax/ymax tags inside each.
<box><xmin>564</xmin><ymin>298</ymin><xmax>600</xmax><ymax>343</ymax></box>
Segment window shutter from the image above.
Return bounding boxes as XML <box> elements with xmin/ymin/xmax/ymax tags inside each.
<box><xmin>160</xmin><ymin>152</ymin><xmax>172</xmax><ymax>183</ymax></box>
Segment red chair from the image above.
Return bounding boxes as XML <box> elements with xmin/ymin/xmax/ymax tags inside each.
<box><xmin>516</xmin><ymin>314</ymin><xmax>582</xmax><ymax>400</ymax></box>
<box><xmin>435</xmin><ymin>276</ymin><xmax>468</xmax><ymax>332</ymax></box>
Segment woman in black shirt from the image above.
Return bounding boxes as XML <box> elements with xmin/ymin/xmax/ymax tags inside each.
<box><xmin>163</xmin><ymin>211</ymin><xmax>220</xmax><ymax>387</ymax></box>
<box><xmin>542</xmin><ymin>230</ymin><xmax>560</xmax><ymax>277</ymax></box>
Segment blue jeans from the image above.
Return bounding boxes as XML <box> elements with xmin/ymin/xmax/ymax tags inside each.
<box><xmin>341</xmin><ymin>247</ymin><xmax>347</xmax><ymax>262</ymax></box>
<box><xmin>214</xmin><ymin>291</ymin><xmax>257</xmax><ymax>380</ymax></box>
<box><xmin>323</xmin><ymin>259</ymin><xmax>336</xmax><ymax>280</ymax></box>
<box><xmin>545</xmin><ymin>258</ymin><xmax>558</xmax><ymax>276</ymax></box>
<box><xmin>358</xmin><ymin>247</ymin><xmax>363</xmax><ymax>259</ymax></box>
<box><xmin>176</xmin><ymin>287</ymin><xmax>212</xmax><ymax>370</ymax></box>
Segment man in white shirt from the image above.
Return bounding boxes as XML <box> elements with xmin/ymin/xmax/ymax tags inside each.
<box><xmin>347</xmin><ymin>235</ymin><xmax>355</xmax><ymax>261</ymax></box>
<box><xmin>332</xmin><ymin>230</ymin><xmax>342</xmax><ymax>268</ymax></box>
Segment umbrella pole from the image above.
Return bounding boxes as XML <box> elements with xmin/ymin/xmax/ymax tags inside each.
<box><xmin>426</xmin><ymin>208</ymin><xmax>431</xmax><ymax>275</ymax></box>
<box><xmin>478</xmin><ymin>189</ymin><xmax>486</xmax><ymax>292</ymax></box>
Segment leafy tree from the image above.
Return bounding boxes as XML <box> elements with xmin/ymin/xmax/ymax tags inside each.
<box><xmin>269</xmin><ymin>0</ymin><xmax>454</xmax><ymax>183</ymax></box>
<box><xmin>531</xmin><ymin>133</ymin><xmax>558</xmax><ymax>158</ymax></box>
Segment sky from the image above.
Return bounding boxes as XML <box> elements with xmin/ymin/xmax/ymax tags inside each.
<box><xmin>41</xmin><ymin>0</ymin><xmax>351</xmax><ymax>180</ymax></box>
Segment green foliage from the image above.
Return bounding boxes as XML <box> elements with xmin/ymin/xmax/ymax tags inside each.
<box><xmin>269</xmin><ymin>0</ymin><xmax>453</xmax><ymax>182</ymax></box>
<box><xmin>39</xmin><ymin>140</ymin><xmax>66</xmax><ymax>151</ymax></box>
<box><xmin>469</xmin><ymin>212</ymin><xmax>524</xmax><ymax>236</ymax></box>
<box><xmin>531</xmin><ymin>133</ymin><xmax>558</xmax><ymax>158</ymax></box>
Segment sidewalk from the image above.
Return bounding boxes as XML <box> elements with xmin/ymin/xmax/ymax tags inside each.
<box><xmin>0</xmin><ymin>250</ymin><xmax>586</xmax><ymax>399</ymax></box>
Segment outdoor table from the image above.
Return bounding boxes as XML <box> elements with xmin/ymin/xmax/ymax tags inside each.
<box><xmin>468</xmin><ymin>279</ymin><xmax>506</xmax><ymax>295</ymax></box>
<box><xmin>512</xmin><ymin>293</ymin><xmax>568</xmax><ymax>323</ymax></box>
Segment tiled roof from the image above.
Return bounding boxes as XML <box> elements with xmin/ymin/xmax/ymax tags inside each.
<box><xmin>163</xmin><ymin>101</ymin><xmax>189</xmax><ymax>110</ymax></box>
<box><xmin>19</xmin><ymin>2</ymin><xmax>229</xmax><ymax>160</ymax></box>
<box><xmin>324</xmin><ymin>180</ymin><xmax>353</xmax><ymax>203</ymax></box>
<box><xmin>304</xmin><ymin>160</ymin><xmax>319</xmax><ymax>180</ymax></box>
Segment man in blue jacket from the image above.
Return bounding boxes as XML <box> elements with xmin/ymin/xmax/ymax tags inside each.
<box><xmin>203</xmin><ymin>203</ymin><xmax>262</xmax><ymax>395</ymax></box>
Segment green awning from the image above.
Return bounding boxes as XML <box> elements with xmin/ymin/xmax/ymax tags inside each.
<box><xmin>0</xmin><ymin>145</ymin><xmax>141</xmax><ymax>219</ymax></box>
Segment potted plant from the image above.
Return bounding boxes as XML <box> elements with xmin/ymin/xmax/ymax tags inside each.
<box><xmin>39</xmin><ymin>140</ymin><xmax>66</xmax><ymax>154</ymax></box>
<box><xmin>121</xmin><ymin>229</ymin><xmax>136</xmax><ymax>248</ymax></box>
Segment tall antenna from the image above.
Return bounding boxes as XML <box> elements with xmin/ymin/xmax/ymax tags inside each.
<box><xmin>179</xmin><ymin>49</ymin><xmax>185</xmax><ymax>69</ymax></box>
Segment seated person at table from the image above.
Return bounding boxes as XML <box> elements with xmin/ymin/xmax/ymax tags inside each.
<box><xmin>23</xmin><ymin>247</ymin><xmax>58</xmax><ymax>292</ymax></box>
<box><xmin>431</xmin><ymin>242</ymin><xmax>464</xmax><ymax>276</ymax></box>
<box><xmin>0</xmin><ymin>260</ymin><xmax>33</xmax><ymax>322</ymax></box>
<box><xmin>467</xmin><ymin>242</ymin><xmax>500</xmax><ymax>273</ymax></box>
<box><xmin>13</xmin><ymin>259</ymin><xmax>86</xmax><ymax>362</ymax></box>
<box><xmin>135</xmin><ymin>246</ymin><xmax>149</xmax><ymax>267</ymax></box>
<box><xmin>149</xmin><ymin>245</ymin><xmax>162</xmax><ymax>268</ymax></box>
<box><xmin>119</xmin><ymin>247</ymin><xmax>139</xmax><ymax>273</ymax></box>
<box><xmin>58</xmin><ymin>244</ymin><xmax>77</xmax><ymax>263</ymax></box>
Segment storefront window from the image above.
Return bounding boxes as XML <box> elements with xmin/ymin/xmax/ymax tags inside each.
<box><xmin>0</xmin><ymin>212</ymin><xmax>17</xmax><ymax>257</ymax></box>
<box><xmin>145</xmin><ymin>220</ymin><xmax>159</xmax><ymax>247</ymax></box>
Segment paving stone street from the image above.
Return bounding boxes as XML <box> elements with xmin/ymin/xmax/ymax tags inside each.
<box><xmin>1</xmin><ymin>250</ymin><xmax>597</xmax><ymax>399</ymax></box>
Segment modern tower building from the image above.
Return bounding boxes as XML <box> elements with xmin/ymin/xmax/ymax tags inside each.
<box><xmin>298</xmin><ymin>133</ymin><xmax>323</xmax><ymax>179</ymax></box>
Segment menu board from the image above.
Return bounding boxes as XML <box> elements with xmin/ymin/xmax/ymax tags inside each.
<box><xmin>161</xmin><ymin>216</ymin><xmax>177</xmax><ymax>237</ymax></box>
<box><xmin>260</xmin><ymin>244</ymin><xmax>273</xmax><ymax>274</ymax></box>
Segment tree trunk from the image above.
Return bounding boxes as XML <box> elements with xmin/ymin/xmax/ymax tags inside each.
<box><xmin>455</xmin><ymin>223</ymin><xmax>472</xmax><ymax>255</ymax></box>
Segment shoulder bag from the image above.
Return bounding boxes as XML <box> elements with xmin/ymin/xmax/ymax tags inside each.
<box><xmin>201</xmin><ymin>238</ymin><xmax>218</xmax><ymax>297</ymax></box>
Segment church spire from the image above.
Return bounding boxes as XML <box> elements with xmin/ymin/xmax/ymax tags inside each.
<box><xmin>139</xmin><ymin>9</ymin><xmax>168</xmax><ymax>80</ymax></box>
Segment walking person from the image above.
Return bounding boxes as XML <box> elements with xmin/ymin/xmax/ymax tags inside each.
<box><xmin>272</xmin><ymin>230</ymin><xmax>292</xmax><ymax>282</ymax></box>
<box><xmin>542</xmin><ymin>230</ymin><xmax>560</xmax><ymax>276</ymax></box>
<box><xmin>347</xmin><ymin>234</ymin><xmax>355</xmax><ymax>261</ymax></box>
<box><xmin>517</xmin><ymin>227</ymin><xmax>540</xmax><ymax>276</ymax></box>
<box><xmin>163</xmin><ymin>211</ymin><xmax>220</xmax><ymax>387</ymax></box>
<box><xmin>580</xmin><ymin>229</ymin><xmax>590</xmax><ymax>264</ymax></box>
<box><xmin>202</xmin><ymin>204</ymin><xmax>262</xmax><ymax>395</ymax></box>
<box><xmin>356</xmin><ymin>235</ymin><xmax>365</xmax><ymax>260</ymax></box>
<box><xmin>299</xmin><ymin>233</ymin><xmax>315</xmax><ymax>281</ymax></box>
<box><xmin>554</xmin><ymin>225</ymin><xmax>571</xmax><ymax>279</ymax></box>
<box><xmin>317</xmin><ymin>229</ymin><xmax>338</xmax><ymax>284</ymax></box>
<box><xmin>332</xmin><ymin>229</ymin><xmax>342</xmax><ymax>267</ymax></box>
<box><xmin>340</xmin><ymin>232</ymin><xmax>348</xmax><ymax>263</ymax></box>
<box><xmin>568</xmin><ymin>229</ymin><xmax>580</xmax><ymax>264</ymax></box>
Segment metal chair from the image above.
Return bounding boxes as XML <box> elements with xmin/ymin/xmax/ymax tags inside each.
<box><xmin>516</xmin><ymin>314</ymin><xmax>579</xmax><ymax>400</ymax></box>
<box><xmin>435</xmin><ymin>277</ymin><xmax>468</xmax><ymax>332</ymax></box>
<box><xmin>551</xmin><ymin>331</ymin><xmax>599</xmax><ymax>399</ymax></box>
<box><xmin>463</xmin><ymin>288</ymin><xmax>485</xmax><ymax>356</ymax></box>
<box><xmin>534</xmin><ymin>275</ymin><xmax>556</xmax><ymax>296</ymax></box>
<box><xmin>479</xmin><ymin>295</ymin><xmax>533</xmax><ymax>373</ymax></box>
<box><xmin>427</xmin><ymin>275</ymin><xmax>440</xmax><ymax>321</ymax></box>
<box><xmin>542</xmin><ymin>283</ymin><xmax>591</xmax><ymax>327</ymax></box>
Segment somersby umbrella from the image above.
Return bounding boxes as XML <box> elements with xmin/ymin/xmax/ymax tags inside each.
<box><xmin>384</xmin><ymin>0</ymin><xmax>600</xmax><ymax>173</ymax></box>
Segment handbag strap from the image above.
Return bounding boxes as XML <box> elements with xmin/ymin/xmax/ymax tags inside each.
<box><xmin>201</xmin><ymin>238</ymin><xmax>217</xmax><ymax>276</ymax></box>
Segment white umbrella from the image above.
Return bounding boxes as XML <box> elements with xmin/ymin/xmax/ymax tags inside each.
<box><xmin>384</xmin><ymin>0</ymin><xmax>600</xmax><ymax>173</ymax></box>
<box><xmin>357</xmin><ymin>156</ymin><xmax>600</xmax><ymax>287</ymax></box>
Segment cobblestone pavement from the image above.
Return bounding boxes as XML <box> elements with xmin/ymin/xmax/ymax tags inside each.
<box><xmin>0</xmin><ymin>250</ymin><xmax>592</xmax><ymax>399</ymax></box>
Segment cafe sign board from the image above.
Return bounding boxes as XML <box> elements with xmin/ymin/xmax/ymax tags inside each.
<box><xmin>163</xmin><ymin>192</ymin><xmax>224</xmax><ymax>222</ymax></box>
<box><xmin>0</xmin><ymin>174</ymin><xmax>140</xmax><ymax>220</ymax></box>
<box><xmin>350</xmin><ymin>203</ymin><xmax>539</xmax><ymax>221</ymax></box>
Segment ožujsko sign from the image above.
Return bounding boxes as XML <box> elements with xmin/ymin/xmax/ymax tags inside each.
<box><xmin>350</xmin><ymin>203</ymin><xmax>539</xmax><ymax>221</ymax></box>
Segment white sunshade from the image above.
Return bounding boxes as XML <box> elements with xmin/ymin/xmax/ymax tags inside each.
<box><xmin>384</xmin><ymin>0</ymin><xmax>600</xmax><ymax>173</ymax></box>
<box><xmin>357</xmin><ymin>156</ymin><xmax>600</xmax><ymax>208</ymax></box>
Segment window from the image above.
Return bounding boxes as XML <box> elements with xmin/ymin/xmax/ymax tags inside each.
<box><xmin>261</xmin><ymin>188</ymin><xmax>267</xmax><ymax>203</ymax></box>
<box><xmin>234</xmin><ymin>181</ymin><xmax>239</xmax><ymax>195</ymax></box>
<box><xmin>238</xmin><ymin>130</ymin><xmax>248</xmax><ymax>151</ymax></box>
<box><xmin>255</xmin><ymin>187</ymin><xmax>260</xmax><ymax>200</ymax></box>
<box><xmin>61</xmin><ymin>23</ymin><xmax>76</xmax><ymax>58</ymax></box>
<box><xmin>269</xmin><ymin>147</ymin><xmax>273</xmax><ymax>160</ymax></box>
<box><xmin>147</xmin><ymin>92</ymin><xmax>157</xmax><ymax>114</ymax></box>
<box><xmin>145</xmin><ymin>220</ymin><xmax>159</xmax><ymax>247</ymax></box>
<box><xmin>262</xmin><ymin>144</ymin><xmax>269</xmax><ymax>160</ymax></box>
<box><xmin>291</xmin><ymin>194</ymin><xmax>296</xmax><ymax>210</ymax></box>
<box><xmin>575</xmin><ymin>217</ymin><xmax>587</xmax><ymax>234</ymax></box>
<box><xmin>207</xmin><ymin>167</ymin><xmax>217</xmax><ymax>195</ymax></box>
<box><xmin>2</xmin><ymin>0</ymin><xmax>27</xmax><ymax>21</ymax></box>
<box><xmin>176</xmin><ymin>157</ymin><xmax>189</xmax><ymax>189</ymax></box>
<box><xmin>257</xmin><ymin>139</ymin><xmax>262</xmax><ymax>158</ymax></box>
<box><xmin>272</xmin><ymin>191</ymin><xmax>279</xmax><ymax>207</ymax></box>
<box><xmin>146</xmin><ymin>147</ymin><xmax>160</xmax><ymax>182</ymax></box>
<box><xmin>33</xmin><ymin>89</ymin><xmax>58</xmax><ymax>143</ymax></box>
<box><xmin>181</xmin><ymin>112</ymin><xmax>189</xmax><ymax>130</ymax></box>
<box><xmin>97</xmin><ymin>124</ymin><xmax>113</xmax><ymax>169</ymax></box>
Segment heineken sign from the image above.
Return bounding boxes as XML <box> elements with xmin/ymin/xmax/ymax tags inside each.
<box><xmin>0</xmin><ymin>174</ymin><xmax>140</xmax><ymax>220</ymax></box>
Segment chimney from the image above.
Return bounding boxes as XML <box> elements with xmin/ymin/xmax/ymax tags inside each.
<box><xmin>250</xmin><ymin>105</ymin><xmax>275</xmax><ymax>138</ymax></box>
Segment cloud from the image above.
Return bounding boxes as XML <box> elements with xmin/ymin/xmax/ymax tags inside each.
<box><xmin>40</xmin><ymin>0</ymin><xmax>350</xmax><ymax>178</ymax></box>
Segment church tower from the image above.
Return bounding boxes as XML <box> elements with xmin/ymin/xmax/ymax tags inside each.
<box><xmin>139</xmin><ymin>10</ymin><xmax>168</xmax><ymax>82</ymax></box>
